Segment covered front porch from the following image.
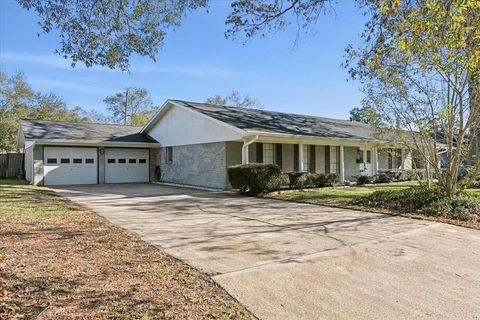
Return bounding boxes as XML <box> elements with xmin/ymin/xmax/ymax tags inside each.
<box><xmin>226</xmin><ymin>137</ymin><xmax>411</xmax><ymax>183</ymax></box>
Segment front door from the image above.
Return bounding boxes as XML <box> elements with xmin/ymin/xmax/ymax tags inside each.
<box><xmin>358</xmin><ymin>148</ymin><xmax>373</xmax><ymax>176</ymax></box>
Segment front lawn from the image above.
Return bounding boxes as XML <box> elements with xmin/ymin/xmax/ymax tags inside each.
<box><xmin>0</xmin><ymin>180</ymin><xmax>252</xmax><ymax>319</ymax></box>
<box><xmin>266</xmin><ymin>182</ymin><xmax>418</xmax><ymax>206</ymax></box>
<box><xmin>265</xmin><ymin>182</ymin><xmax>480</xmax><ymax>229</ymax></box>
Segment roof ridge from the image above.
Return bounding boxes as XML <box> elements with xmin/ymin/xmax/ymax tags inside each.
<box><xmin>20</xmin><ymin>118</ymin><xmax>143</xmax><ymax>128</ymax></box>
<box><xmin>171</xmin><ymin>99</ymin><xmax>369</xmax><ymax>126</ymax></box>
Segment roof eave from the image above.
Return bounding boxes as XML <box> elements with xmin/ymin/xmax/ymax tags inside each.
<box><xmin>243</xmin><ymin>130</ymin><xmax>391</xmax><ymax>145</ymax></box>
<box><xmin>29</xmin><ymin>139</ymin><xmax>161</xmax><ymax>148</ymax></box>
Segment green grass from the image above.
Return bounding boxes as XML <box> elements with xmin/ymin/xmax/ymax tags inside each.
<box><xmin>267</xmin><ymin>181</ymin><xmax>419</xmax><ymax>206</ymax></box>
<box><xmin>0</xmin><ymin>179</ymin><xmax>81</xmax><ymax>221</ymax></box>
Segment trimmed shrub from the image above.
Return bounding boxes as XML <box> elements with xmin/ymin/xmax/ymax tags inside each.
<box><xmin>288</xmin><ymin>172</ymin><xmax>318</xmax><ymax>189</ymax></box>
<box><xmin>375</xmin><ymin>169</ymin><xmax>427</xmax><ymax>183</ymax></box>
<box><xmin>356</xmin><ymin>175</ymin><xmax>372</xmax><ymax>185</ymax></box>
<box><xmin>374</xmin><ymin>171</ymin><xmax>396</xmax><ymax>183</ymax></box>
<box><xmin>287</xmin><ymin>172</ymin><xmax>338</xmax><ymax>189</ymax></box>
<box><xmin>425</xmin><ymin>196</ymin><xmax>480</xmax><ymax>221</ymax></box>
<box><xmin>227</xmin><ymin>163</ymin><xmax>282</xmax><ymax>195</ymax></box>
<box><xmin>324</xmin><ymin>173</ymin><xmax>339</xmax><ymax>186</ymax></box>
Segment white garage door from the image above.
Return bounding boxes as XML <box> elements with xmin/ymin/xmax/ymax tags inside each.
<box><xmin>105</xmin><ymin>148</ymin><xmax>149</xmax><ymax>183</ymax></box>
<box><xmin>44</xmin><ymin>147</ymin><xmax>98</xmax><ymax>185</ymax></box>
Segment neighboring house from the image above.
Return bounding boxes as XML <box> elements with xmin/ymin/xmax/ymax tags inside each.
<box><xmin>18</xmin><ymin>99</ymin><xmax>415</xmax><ymax>189</ymax></box>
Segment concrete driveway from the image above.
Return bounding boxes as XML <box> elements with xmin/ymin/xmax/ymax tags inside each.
<box><xmin>55</xmin><ymin>183</ymin><xmax>480</xmax><ymax>320</ymax></box>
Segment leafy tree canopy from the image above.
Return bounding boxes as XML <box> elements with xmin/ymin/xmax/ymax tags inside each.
<box><xmin>0</xmin><ymin>70</ymin><xmax>90</xmax><ymax>152</ymax></box>
<box><xmin>18</xmin><ymin>0</ymin><xmax>208</xmax><ymax>70</ymax></box>
<box><xmin>103</xmin><ymin>87</ymin><xmax>155</xmax><ymax>126</ymax></box>
<box><xmin>349</xmin><ymin>105</ymin><xmax>383</xmax><ymax>126</ymax></box>
<box><xmin>206</xmin><ymin>91</ymin><xmax>262</xmax><ymax>108</ymax></box>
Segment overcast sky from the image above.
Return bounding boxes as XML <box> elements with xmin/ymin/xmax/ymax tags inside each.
<box><xmin>0</xmin><ymin>0</ymin><xmax>368</xmax><ymax>119</ymax></box>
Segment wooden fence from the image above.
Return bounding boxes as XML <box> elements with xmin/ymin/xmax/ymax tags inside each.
<box><xmin>0</xmin><ymin>153</ymin><xmax>24</xmax><ymax>179</ymax></box>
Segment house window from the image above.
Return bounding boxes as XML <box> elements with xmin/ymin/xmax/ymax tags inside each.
<box><xmin>139</xmin><ymin>159</ymin><xmax>146</xmax><ymax>164</ymax></box>
<box><xmin>166</xmin><ymin>147</ymin><xmax>173</xmax><ymax>163</ymax></box>
<box><xmin>47</xmin><ymin>158</ymin><xmax>57</xmax><ymax>164</ymax></box>
<box><xmin>118</xmin><ymin>158</ymin><xmax>126</xmax><ymax>164</ymax></box>
<box><xmin>263</xmin><ymin>143</ymin><xmax>274</xmax><ymax>164</ymax></box>
<box><xmin>396</xmin><ymin>149</ymin><xmax>402</xmax><ymax>168</ymax></box>
<box><xmin>329</xmin><ymin>146</ymin><xmax>338</xmax><ymax>173</ymax></box>
<box><xmin>73</xmin><ymin>158</ymin><xmax>82</xmax><ymax>164</ymax></box>
<box><xmin>356</xmin><ymin>149</ymin><xmax>364</xmax><ymax>163</ymax></box>
<box><xmin>129</xmin><ymin>159</ymin><xmax>136</xmax><ymax>164</ymax></box>
<box><xmin>85</xmin><ymin>158</ymin><xmax>94</xmax><ymax>164</ymax></box>
<box><xmin>60</xmin><ymin>158</ymin><xmax>70</xmax><ymax>164</ymax></box>
<box><xmin>302</xmin><ymin>145</ymin><xmax>309</xmax><ymax>172</ymax></box>
<box><xmin>388</xmin><ymin>149</ymin><xmax>403</xmax><ymax>169</ymax></box>
<box><xmin>366</xmin><ymin>150</ymin><xmax>371</xmax><ymax>164</ymax></box>
<box><xmin>107</xmin><ymin>158</ymin><xmax>115</xmax><ymax>164</ymax></box>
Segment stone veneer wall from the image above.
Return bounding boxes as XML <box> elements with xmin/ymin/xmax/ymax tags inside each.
<box><xmin>160</xmin><ymin>142</ymin><xmax>227</xmax><ymax>189</ymax></box>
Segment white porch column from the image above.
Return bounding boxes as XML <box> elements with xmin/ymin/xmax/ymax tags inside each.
<box><xmin>373</xmin><ymin>147</ymin><xmax>379</xmax><ymax>174</ymax></box>
<box><xmin>339</xmin><ymin>145</ymin><xmax>345</xmax><ymax>183</ymax></box>
<box><xmin>298</xmin><ymin>143</ymin><xmax>304</xmax><ymax>172</ymax></box>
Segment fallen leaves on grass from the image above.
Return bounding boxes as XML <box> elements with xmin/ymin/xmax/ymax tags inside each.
<box><xmin>0</xmin><ymin>181</ymin><xmax>253</xmax><ymax>319</ymax></box>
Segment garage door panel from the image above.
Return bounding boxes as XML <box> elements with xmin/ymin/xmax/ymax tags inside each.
<box><xmin>44</xmin><ymin>147</ymin><xmax>97</xmax><ymax>186</ymax></box>
<box><xmin>105</xmin><ymin>148</ymin><xmax>149</xmax><ymax>183</ymax></box>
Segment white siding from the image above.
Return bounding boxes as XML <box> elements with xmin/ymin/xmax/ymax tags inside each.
<box><xmin>24</xmin><ymin>145</ymin><xmax>33</xmax><ymax>183</ymax></box>
<box><xmin>147</xmin><ymin>105</ymin><xmax>243</xmax><ymax>146</ymax></box>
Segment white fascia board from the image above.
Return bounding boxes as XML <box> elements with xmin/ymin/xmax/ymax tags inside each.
<box><xmin>140</xmin><ymin>99</ymin><xmax>172</xmax><ymax>133</ymax></box>
<box><xmin>141</xmin><ymin>100</ymin><xmax>246</xmax><ymax>136</ymax></box>
<box><xmin>33</xmin><ymin>139</ymin><xmax>161</xmax><ymax>148</ymax></box>
<box><xmin>245</xmin><ymin>130</ymin><xmax>390</xmax><ymax>147</ymax></box>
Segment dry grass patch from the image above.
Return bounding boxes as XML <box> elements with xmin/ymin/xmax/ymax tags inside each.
<box><xmin>0</xmin><ymin>180</ymin><xmax>253</xmax><ymax>319</ymax></box>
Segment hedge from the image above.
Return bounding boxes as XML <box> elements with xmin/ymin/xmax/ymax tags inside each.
<box><xmin>287</xmin><ymin>172</ymin><xmax>338</xmax><ymax>189</ymax></box>
<box><xmin>227</xmin><ymin>163</ymin><xmax>282</xmax><ymax>195</ymax></box>
<box><xmin>352</xmin><ymin>186</ymin><xmax>480</xmax><ymax>222</ymax></box>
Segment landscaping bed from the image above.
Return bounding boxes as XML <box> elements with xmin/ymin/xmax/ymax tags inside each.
<box><xmin>0</xmin><ymin>180</ymin><xmax>253</xmax><ymax>319</ymax></box>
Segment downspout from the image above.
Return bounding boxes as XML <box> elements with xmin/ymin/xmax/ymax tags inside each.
<box><xmin>242</xmin><ymin>135</ymin><xmax>259</xmax><ymax>164</ymax></box>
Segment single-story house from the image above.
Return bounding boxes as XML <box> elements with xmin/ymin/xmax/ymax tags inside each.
<box><xmin>18</xmin><ymin>99</ymin><xmax>415</xmax><ymax>188</ymax></box>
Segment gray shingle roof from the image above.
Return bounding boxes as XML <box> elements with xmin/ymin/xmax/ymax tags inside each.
<box><xmin>172</xmin><ymin>100</ymin><xmax>386</xmax><ymax>141</ymax></box>
<box><xmin>20</xmin><ymin>119</ymin><xmax>156</xmax><ymax>143</ymax></box>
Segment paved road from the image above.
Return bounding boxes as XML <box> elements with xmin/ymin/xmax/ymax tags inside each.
<box><xmin>55</xmin><ymin>183</ymin><xmax>480</xmax><ymax>320</ymax></box>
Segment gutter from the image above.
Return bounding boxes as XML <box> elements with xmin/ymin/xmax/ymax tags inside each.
<box><xmin>242</xmin><ymin>135</ymin><xmax>258</xmax><ymax>164</ymax></box>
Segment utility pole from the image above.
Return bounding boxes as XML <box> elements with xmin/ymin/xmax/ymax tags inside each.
<box><xmin>124</xmin><ymin>88</ymin><xmax>129</xmax><ymax>125</ymax></box>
